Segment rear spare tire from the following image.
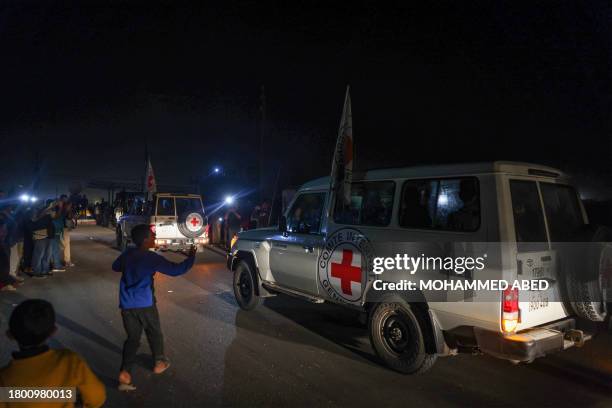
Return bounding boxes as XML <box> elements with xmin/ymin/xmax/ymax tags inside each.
<box><xmin>178</xmin><ymin>211</ymin><xmax>206</xmax><ymax>238</ymax></box>
<box><xmin>562</xmin><ymin>225</ymin><xmax>612</xmax><ymax>322</ymax></box>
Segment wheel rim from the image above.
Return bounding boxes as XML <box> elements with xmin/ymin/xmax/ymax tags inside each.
<box><xmin>380</xmin><ymin>309</ymin><xmax>416</xmax><ymax>355</ymax></box>
<box><xmin>238</xmin><ymin>270</ymin><xmax>252</xmax><ymax>300</ymax></box>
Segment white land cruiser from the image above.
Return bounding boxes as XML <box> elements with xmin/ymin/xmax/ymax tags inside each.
<box><xmin>116</xmin><ymin>193</ymin><xmax>208</xmax><ymax>251</ymax></box>
<box><xmin>228</xmin><ymin>162</ymin><xmax>611</xmax><ymax>374</ymax></box>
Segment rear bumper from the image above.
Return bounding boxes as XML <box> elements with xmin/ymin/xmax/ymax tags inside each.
<box><xmin>155</xmin><ymin>236</ymin><xmax>208</xmax><ymax>250</ymax></box>
<box><xmin>474</xmin><ymin>318</ymin><xmax>587</xmax><ymax>362</ymax></box>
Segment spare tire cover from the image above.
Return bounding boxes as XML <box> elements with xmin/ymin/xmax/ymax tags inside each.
<box><xmin>178</xmin><ymin>211</ymin><xmax>206</xmax><ymax>238</ymax></box>
<box><xmin>561</xmin><ymin>225</ymin><xmax>612</xmax><ymax>322</ymax></box>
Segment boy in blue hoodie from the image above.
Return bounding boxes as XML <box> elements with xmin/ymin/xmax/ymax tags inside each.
<box><xmin>112</xmin><ymin>224</ymin><xmax>195</xmax><ymax>390</ymax></box>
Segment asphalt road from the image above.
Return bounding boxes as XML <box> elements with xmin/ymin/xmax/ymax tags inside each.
<box><xmin>0</xmin><ymin>225</ymin><xmax>610</xmax><ymax>407</ymax></box>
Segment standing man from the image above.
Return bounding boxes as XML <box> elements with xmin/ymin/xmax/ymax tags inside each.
<box><xmin>0</xmin><ymin>216</ymin><xmax>18</xmax><ymax>291</ymax></box>
<box><xmin>50</xmin><ymin>203</ymin><xmax>66</xmax><ymax>272</ymax></box>
<box><xmin>224</xmin><ymin>205</ymin><xmax>242</xmax><ymax>246</ymax></box>
<box><xmin>61</xmin><ymin>201</ymin><xmax>76</xmax><ymax>267</ymax></box>
<box><xmin>30</xmin><ymin>207</ymin><xmax>54</xmax><ymax>278</ymax></box>
<box><xmin>112</xmin><ymin>224</ymin><xmax>196</xmax><ymax>390</ymax></box>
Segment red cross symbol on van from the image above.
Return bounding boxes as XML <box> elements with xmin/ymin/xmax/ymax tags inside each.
<box><xmin>331</xmin><ymin>249</ymin><xmax>361</xmax><ymax>296</ymax></box>
<box><xmin>190</xmin><ymin>217</ymin><xmax>200</xmax><ymax>227</ymax></box>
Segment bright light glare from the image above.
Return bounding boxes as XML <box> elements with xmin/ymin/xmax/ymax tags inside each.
<box><xmin>213</xmin><ymin>167</ymin><xmax>220</xmax><ymax>173</ymax></box>
<box><xmin>30</xmin><ymin>196</ymin><xmax>38</xmax><ymax>203</ymax></box>
<box><xmin>224</xmin><ymin>196</ymin><xmax>234</xmax><ymax>205</ymax></box>
<box><xmin>218</xmin><ymin>217</ymin><xmax>223</xmax><ymax>222</ymax></box>
<box><xmin>437</xmin><ymin>193</ymin><xmax>448</xmax><ymax>206</ymax></box>
<box><xmin>19</xmin><ymin>194</ymin><xmax>30</xmax><ymax>202</ymax></box>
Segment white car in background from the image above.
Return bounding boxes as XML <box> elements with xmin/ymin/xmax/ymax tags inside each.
<box><xmin>116</xmin><ymin>193</ymin><xmax>208</xmax><ymax>251</ymax></box>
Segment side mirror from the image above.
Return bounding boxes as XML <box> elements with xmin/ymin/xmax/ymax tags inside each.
<box><xmin>278</xmin><ymin>215</ymin><xmax>287</xmax><ymax>233</ymax></box>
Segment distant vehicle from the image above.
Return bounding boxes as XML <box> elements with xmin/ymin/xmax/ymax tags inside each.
<box><xmin>116</xmin><ymin>193</ymin><xmax>208</xmax><ymax>252</ymax></box>
<box><xmin>228</xmin><ymin>162</ymin><xmax>611</xmax><ymax>374</ymax></box>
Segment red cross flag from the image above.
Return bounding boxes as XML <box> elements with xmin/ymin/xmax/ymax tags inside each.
<box><xmin>146</xmin><ymin>158</ymin><xmax>157</xmax><ymax>193</ymax></box>
<box><xmin>329</xmin><ymin>86</ymin><xmax>353</xmax><ymax>205</ymax></box>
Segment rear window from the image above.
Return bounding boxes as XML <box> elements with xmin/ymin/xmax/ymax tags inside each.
<box><xmin>176</xmin><ymin>197</ymin><xmax>204</xmax><ymax>215</ymax></box>
<box><xmin>399</xmin><ymin>177</ymin><xmax>480</xmax><ymax>231</ymax></box>
<box><xmin>156</xmin><ymin>197</ymin><xmax>175</xmax><ymax>216</ymax></box>
<box><xmin>334</xmin><ymin>181</ymin><xmax>395</xmax><ymax>226</ymax></box>
<box><xmin>509</xmin><ymin>180</ymin><xmax>547</xmax><ymax>251</ymax></box>
<box><xmin>540</xmin><ymin>183</ymin><xmax>585</xmax><ymax>241</ymax></box>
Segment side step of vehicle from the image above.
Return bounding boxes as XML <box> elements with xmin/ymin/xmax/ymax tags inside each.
<box><xmin>262</xmin><ymin>282</ymin><xmax>325</xmax><ymax>304</ymax></box>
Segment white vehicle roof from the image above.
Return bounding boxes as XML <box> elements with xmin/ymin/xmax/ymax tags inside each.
<box><xmin>299</xmin><ymin>161</ymin><xmax>567</xmax><ymax>191</ymax></box>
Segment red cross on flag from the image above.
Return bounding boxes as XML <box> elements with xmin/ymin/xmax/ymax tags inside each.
<box><xmin>329</xmin><ymin>86</ymin><xmax>353</xmax><ymax>205</ymax></box>
<box><xmin>146</xmin><ymin>158</ymin><xmax>157</xmax><ymax>193</ymax></box>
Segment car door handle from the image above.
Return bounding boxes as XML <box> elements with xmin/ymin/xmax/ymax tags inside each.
<box><xmin>303</xmin><ymin>245</ymin><xmax>314</xmax><ymax>253</ymax></box>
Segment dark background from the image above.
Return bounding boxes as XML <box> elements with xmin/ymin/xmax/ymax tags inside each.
<box><xmin>0</xmin><ymin>0</ymin><xmax>610</xmax><ymax>199</ymax></box>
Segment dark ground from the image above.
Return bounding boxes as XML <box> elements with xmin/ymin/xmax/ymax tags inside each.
<box><xmin>0</xmin><ymin>225</ymin><xmax>610</xmax><ymax>407</ymax></box>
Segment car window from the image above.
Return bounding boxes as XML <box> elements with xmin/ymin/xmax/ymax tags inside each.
<box><xmin>399</xmin><ymin>177</ymin><xmax>480</xmax><ymax>231</ymax></box>
<box><xmin>286</xmin><ymin>192</ymin><xmax>326</xmax><ymax>234</ymax></box>
<box><xmin>334</xmin><ymin>181</ymin><xmax>395</xmax><ymax>226</ymax></box>
<box><xmin>509</xmin><ymin>180</ymin><xmax>548</xmax><ymax>251</ymax></box>
<box><xmin>540</xmin><ymin>183</ymin><xmax>585</xmax><ymax>241</ymax></box>
<box><xmin>130</xmin><ymin>197</ymin><xmax>150</xmax><ymax>216</ymax></box>
<box><xmin>156</xmin><ymin>197</ymin><xmax>175</xmax><ymax>216</ymax></box>
<box><xmin>176</xmin><ymin>197</ymin><xmax>204</xmax><ymax>215</ymax></box>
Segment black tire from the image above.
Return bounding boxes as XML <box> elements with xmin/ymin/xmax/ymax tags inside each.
<box><xmin>369</xmin><ymin>302</ymin><xmax>437</xmax><ymax>374</ymax></box>
<box><xmin>233</xmin><ymin>261</ymin><xmax>259</xmax><ymax>311</ymax></box>
<box><xmin>566</xmin><ymin>273</ymin><xmax>608</xmax><ymax>322</ymax></box>
<box><xmin>562</xmin><ymin>225</ymin><xmax>612</xmax><ymax>322</ymax></box>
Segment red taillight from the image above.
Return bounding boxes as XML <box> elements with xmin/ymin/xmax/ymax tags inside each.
<box><xmin>502</xmin><ymin>287</ymin><xmax>519</xmax><ymax>333</ymax></box>
<box><xmin>149</xmin><ymin>224</ymin><xmax>156</xmax><ymax>234</ymax></box>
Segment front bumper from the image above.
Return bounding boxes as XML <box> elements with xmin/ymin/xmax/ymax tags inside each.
<box><xmin>474</xmin><ymin>318</ymin><xmax>588</xmax><ymax>362</ymax></box>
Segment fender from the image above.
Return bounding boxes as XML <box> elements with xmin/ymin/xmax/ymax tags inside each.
<box><xmin>229</xmin><ymin>250</ymin><xmax>267</xmax><ymax>297</ymax></box>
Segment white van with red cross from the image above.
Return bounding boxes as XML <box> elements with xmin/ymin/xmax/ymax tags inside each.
<box><xmin>227</xmin><ymin>162</ymin><xmax>611</xmax><ymax>374</ymax></box>
<box><xmin>117</xmin><ymin>193</ymin><xmax>208</xmax><ymax>252</ymax></box>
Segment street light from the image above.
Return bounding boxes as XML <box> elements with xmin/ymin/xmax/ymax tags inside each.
<box><xmin>19</xmin><ymin>194</ymin><xmax>30</xmax><ymax>202</ymax></box>
<box><xmin>213</xmin><ymin>167</ymin><xmax>220</xmax><ymax>174</ymax></box>
<box><xmin>224</xmin><ymin>195</ymin><xmax>234</xmax><ymax>205</ymax></box>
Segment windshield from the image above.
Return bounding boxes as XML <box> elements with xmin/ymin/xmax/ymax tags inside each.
<box><xmin>175</xmin><ymin>197</ymin><xmax>204</xmax><ymax>215</ymax></box>
<box><xmin>540</xmin><ymin>183</ymin><xmax>585</xmax><ymax>241</ymax></box>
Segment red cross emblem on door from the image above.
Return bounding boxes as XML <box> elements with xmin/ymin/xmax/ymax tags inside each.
<box><xmin>330</xmin><ymin>249</ymin><xmax>361</xmax><ymax>295</ymax></box>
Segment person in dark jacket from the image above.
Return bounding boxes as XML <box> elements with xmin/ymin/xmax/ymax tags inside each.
<box><xmin>111</xmin><ymin>224</ymin><xmax>196</xmax><ymax>391</ymax></box>
<box><xmin>0</xmin><ymin>217</ymin><xmax>18</xmax><ymax>291</ymax></box>
<box><xmin>30</xmin><ymin>208</ymin><xmax>54</xmax><ymax>278</ymax></box>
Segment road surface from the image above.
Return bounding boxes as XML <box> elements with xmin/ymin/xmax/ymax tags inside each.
<box><xmin>0</xmin><ymin>225</ymin><xmax>610</xmax><ymax>407</ymax></box>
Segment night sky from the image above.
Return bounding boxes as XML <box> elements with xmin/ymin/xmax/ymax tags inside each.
<box><xmin>1</xmin><ymin>1</ymin><xmax>610</xmax><ymax>199</ymax></box>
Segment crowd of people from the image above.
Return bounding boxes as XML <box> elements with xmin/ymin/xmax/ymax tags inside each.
<box><xmin>0</xmin><ymin>223</ymin><xmax>197</xmax><ymax>406</ymax></box>
<box><xmin>0</xmin><ymin>194</ymin><xmax>77</xmax><ymax>291</ymax></box>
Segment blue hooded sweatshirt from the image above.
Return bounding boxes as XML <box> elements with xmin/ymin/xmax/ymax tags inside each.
<box><xmin>112</xmin><ymin>248</ymin><xmax>195</xmax><ymax>309</ymax></box>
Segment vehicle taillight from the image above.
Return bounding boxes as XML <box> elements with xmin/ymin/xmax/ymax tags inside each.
<box><xmin>149</xmin><ymin>224</ymin><xmax>156</xmax><ymax>234</ymax></box>
<box><xmin>502</xmin><ymin>287</ymin><xmax>519</xmax><ymax>333</ymax></box>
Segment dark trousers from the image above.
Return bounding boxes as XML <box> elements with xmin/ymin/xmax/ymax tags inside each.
<box><xmin>120</xmin><ymin>306</ymin><xmax>165</xmax><ymax>373</ymax></box>
<box><xmin>32</xmin><ymin>238</ymin><xmax>52</xmax><ymax>275</ymax></box>
<box><xmin>0</xmin><ymin>245</ymin><xmax>15</xmax><ymax>285</ymax></box>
